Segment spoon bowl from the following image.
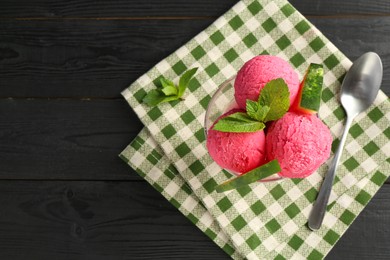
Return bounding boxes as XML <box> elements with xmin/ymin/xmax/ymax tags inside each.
<box><xmin>340</xmin><ymin>52</ymin><xmax>383</xmax><ymax>116</ymax></box>
<box><xmin>308</xmin><ymin>52</ymin><xmax>383</xmax><ymax>231</ymax></box>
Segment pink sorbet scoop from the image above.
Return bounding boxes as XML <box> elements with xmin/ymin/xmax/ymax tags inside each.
<box><xmin>234</xmin><ymin>55</ymin><xmax>300</xmax><ymax>109</ymax></box>
<box><xmin>265</xmin><ymin>112</ymin><xmax>332</xmax><ymax>178</ymax></box>
<box><xmin>206</xmin><ymin>110</ymin><xmax>266</xmax><ymax>174</ymax></box>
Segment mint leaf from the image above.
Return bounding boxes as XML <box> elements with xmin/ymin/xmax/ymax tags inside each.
<box><xmin>212</xmin><ymin>112</ymin><xmax>265</xmax><ymax>132</ymax></box>
<box><xmin>161</xmin><ymin>85</ymin><xmax>178</xmax><ymax>96</ymax></box>
<box><xmin>225</xmin><ymin>112</ymin><xmax>257</xmax><ymax>122</ymax></box>
<box><xmin>256</xmin><ymin>106</ymin><xmax>270</xmax><ymax>121</ymax></box>
<box><xmin>178</xmin><ymin>67</ymin><xmax>198</xmax><ymax>97</ymax></box>
<box><xmin>215</xmin><ymin>160</ymin><xmax>281</xmax><ymax>192</ymax></box>
<box><xmin>246</xmin><ymin>100</ymin><xmax>260</xmax><ymax>119</ymax></box>
<box><xmin>143</xmin><ymin>67</ymin><xmax>198</xmax><ymax>106</ymax></box>
<box><xmin>160</xmin><ymin>77</ymin><xmax>178</xmax><ymax>96</ymax></box>
<box><xmin>258</xmin><ymin>78</ymin><xmax>290</xmax><ymax>122</ymax></box>
<box><xmin>142</xmin><ymin>89</ymin><xmax>167</xmax><ymax>106</ymax></box>
<box><xmin>160</xmin><ymin>77</ymin><xmax>174</xmax><ymax>88</ymax></box>
<box><xmin>213</xmin><ymin>119</ymin><xmax>265</xmax><ymax>133</ymax></box>
<box><xmin>246</xmin><ymin>100</ymin><xmax>270</xmax><ymax>121</ymax></box>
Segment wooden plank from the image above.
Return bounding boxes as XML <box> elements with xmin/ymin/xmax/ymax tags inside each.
<box><xmin>0</xmin><ymin>0</ymin><xmax>389</xmax><ymax>17</ymax></box>
<box><xmin>0</xmin><ymin>99</ymin><xmax>143</xmax><ymax>180</ymax></box>
<box><xmin>290</xmin><ymin>0</ymin><xmax>390</xmax><ymax>16</ymax></box>
<box><xmin>0</xmin><ymin>19</ymin><xmax>213</xmax><ymax>98</ymax></box>
<box><xmin>0</xmin><ymin>0</ymin><xmax>236</xmax><ymax>18</ymax></box>
<box><xmin>0</xmin><ymin>17</ymin><xmax>389</xmax><ymax>98</ymax></box>
<box><xmin>0</xmin><ymin>180</ymin><xmax>388</xmax><ymax>259</ymax></box>
<box><xmin>0</xmin><ymin>180</ymin><xmax>228</xmax><ymax>259</ymax></box>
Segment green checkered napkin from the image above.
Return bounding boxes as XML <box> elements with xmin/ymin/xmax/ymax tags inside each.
<box><xmin>120</xmin><ymin>0</ymin><xmax>390</xmax><ymax>259</ymax></box>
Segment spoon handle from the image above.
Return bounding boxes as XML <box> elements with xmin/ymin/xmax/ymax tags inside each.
<box><xmin>308</xmin><ymin>115</ymin><xmax>355</xmax><ymax>231</ymax></box>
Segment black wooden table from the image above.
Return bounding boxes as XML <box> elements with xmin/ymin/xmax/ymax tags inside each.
<box><xmin>0</xmin><ymin>1</ymin><xmax>389</xmax><ymax>259</ymax></box>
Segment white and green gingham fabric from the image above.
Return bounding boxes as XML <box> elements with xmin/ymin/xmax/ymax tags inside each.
<box><xmin>120</xmin><ymin>0</ymin><xmax>390</xmax><ymax>259</ymax></box>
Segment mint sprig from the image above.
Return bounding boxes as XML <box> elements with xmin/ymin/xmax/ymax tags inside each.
<box><xmin>212</xmin><ymin>78</ymin><xmax>290</xmax><ymax>133</ymax></box>
<box><xmin>143</xmin><ymin>67</ymin><xmax>198</xmax><ymax>106</ymax></box>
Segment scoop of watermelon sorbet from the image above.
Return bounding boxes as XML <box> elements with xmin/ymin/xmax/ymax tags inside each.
<box><xmin>206</xmin><ymin>110</ymin><xmax>266</xmax><ymax>174</ymax></box>
<box><xmin>234</xmin><ymin>55</ymin><xmax>300</xmax><ymax>109</ymax></box>
<box><xmin>265</xmin><ymin>112</ymin><xmax>332</xmax><ymax>178</ymax></box>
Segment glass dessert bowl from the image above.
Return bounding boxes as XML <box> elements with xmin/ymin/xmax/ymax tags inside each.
<box><xmin>204</xmin><ymin>55</ymin><xmax>333</xmax><ymax>191</ymax></box>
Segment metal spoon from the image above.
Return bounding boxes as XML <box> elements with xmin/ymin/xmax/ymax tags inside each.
<box><xmin>308</xmin><ymin>52</ymin><xmax>383</xmax><ymax>231</ymax></box>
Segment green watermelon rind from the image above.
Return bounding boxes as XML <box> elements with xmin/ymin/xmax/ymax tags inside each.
<box><xmin>299</xmin><ymin>63</ymin><xmax>324</xmax><ymax>112</ymax></box>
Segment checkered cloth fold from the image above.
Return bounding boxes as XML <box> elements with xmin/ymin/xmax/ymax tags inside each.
<box><xmin>120</xmin><ymin>0</ymin><xmax>390</xmax><ymax>259</ymax></box>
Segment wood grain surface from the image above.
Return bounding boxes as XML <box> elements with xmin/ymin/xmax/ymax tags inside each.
<box><xmin>1</xmin><ymin>17</ymin><xmax>389</xmax><ymax>98</ymax></box>
<box><xmin>0</xmin><ymin>0</ymin><xmax>388</xmax><ymax>259</ymax></box>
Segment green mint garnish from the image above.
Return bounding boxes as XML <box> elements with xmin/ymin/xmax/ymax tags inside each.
<box><xmin>143</xmin><ymin>67</ymin><xmax>198</xmax><ymax>106</ymax></box>
<box><xmin>212</xmin><ymin>112</ymin><xmax>266</xmax><ymax>133</ymax></box>
<box><xmin>160</xmin><ymin>78</ymin><xmax>177</xmax><ymax>96</ymax></box>
<box><xmin>142</xmin><ymin>90</ymin><xmax>178</xmax><ymax>106</ymax></box>
<box><xmin>246</xmin><ymin>100</ymin><xmax>270</xmax><ymax>121</ymax></box>
<box><xmin>212</xmin><ymin>78</ymin><xmax>290</xmax><ymax>133</ymax></box>
<box><xmin>215</xmin><ymin>159</ymin><xmax>281</xmax><ymax>193</ymax></box>
<box><xmin>258</xmin><ymin>78</ymin><xmax>290</xmax><ymax>122</ymax></box>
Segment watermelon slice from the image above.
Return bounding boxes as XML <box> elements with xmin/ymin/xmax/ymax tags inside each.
<box><xmin>214</xmin><ymin>160</ymin><xmax>281</xmax><ymax>193</ymax></box>
<box><xmin>295</xmin><ymin>63</ymin><xmax>324</xmax><ymax>114</ymax></box>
